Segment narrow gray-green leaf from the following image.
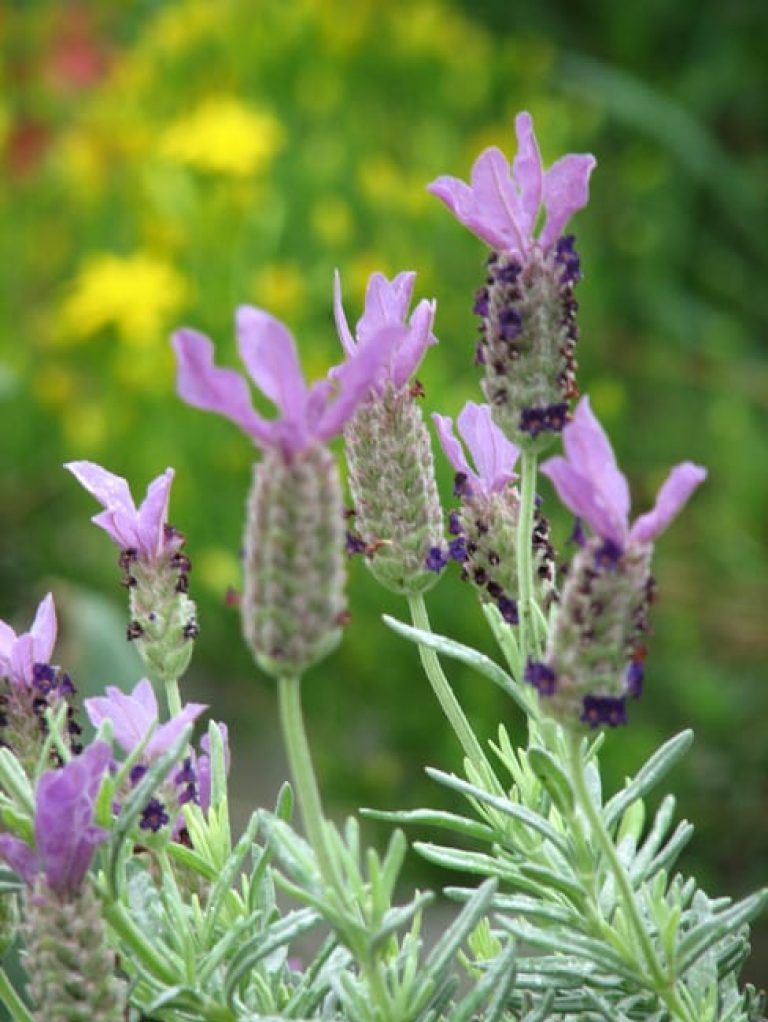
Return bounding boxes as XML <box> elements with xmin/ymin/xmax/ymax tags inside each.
<box><xmin>361</xmin><ymin>807</ymin><xmax>496</xmax><ymax>843</ymax></box>
<box><xmin>527</xmin><ymin>746</ymin><xmax>574</xmax><ymax>814</ymax></box>
<box><xmin>677</xmin><ymin>889</ymin><xmax>768</xmax><ymax>974</ymax></box>
<box><xmin>604</xmin><ymin>731</ymin><xmax>693</xmax><ymax>831</ymax></box>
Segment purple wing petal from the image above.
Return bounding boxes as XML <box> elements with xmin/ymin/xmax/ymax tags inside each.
<box><xmin>85</xmin><ymin>679</ymin><xmax>158</xmax><ymax>754</ymax></box>
<box><xmin>65</xmin><ymin>461</ymin><xmax>137</xmax><ymax>520</ymax></box>
<box><xmin>630</xmin><ymin>462</ymin><xmax>707</xmax><ymax>544</ymax></box>
<box><xmin>457</xmin><ymin>402</ymin><xmax>519</xmax><ymax>493</ymax></box>
<box><xmin>511</xmin><ymin>112</ymin><xmax>543</xmax><ymax>240</ymax></box>
<box><xmin>136</xmin><ymin>470</ymin><xmax>175</xmax><ymax>560</ymax></box>
<box><xmin>0</xmin><ymin>619</ymin><xmax>16</xmax><ymax>665</ymax></box>
<box><xmin>540</xmin><ymin>457</ymin><xmax>627</xmax><ymax>546</ymax></box>
<box><xmin>235</xmin><ymin>306</ymin><xmax>309</xmax><ymax>423</ymax></box>
<box><xmin>146</xmin><ymin>700</ymin><xmax>207</xmax><ymax>760</ymax></box>
<box><xmin>9</xmin><ymin>634</ymin><xmax>35</xmax><ymax>689</ymax></box>
<box><xmin>389</xmin><ymin>298</ymin><xmax>437</xmax><ymax>389</ymax></box>
<box><xmin>0</xmin><ymin>834</ymin><xmax>39</xmax><ymax>886</ymax></box>
<box><xmin>332</xmin><ymin>271</ymin><xmax>358</xmax><ymax>357</ymax></box>
<box><xmin>563</xmin><ymin>398</ymin><xmax>630</xmax><ymax>534</ymax></box>
<box><xmin>539</xmin><ymin>152</ymin><xmax>597</xmax><ymax>250</ymax></box>
<box><xmin>315</xmin><ymin>326</ymin><xmax>404</xmax><ymax>441</ymax></box>
<box><xmin>172</xmin><ymin>328</ymin><xmax>273</xmax><ymax>444</ymax></box>
<box><xmin>356</xmin><ymin>271</ymin><xmax>415</xmax><ymax>344</ymax></box>
<box><xmin>468</xmin><ymin>147</ymin><xmax>527</xmax><ymax>255</ymax></box>
<box><xmin>29</xmin><ymin>593</ymin><xmax>57</xmax><ymax>666</ymax></box>
<box><xmin>432</xmin><ymin>413</ymin><xmax>477</xmax><ymax>487</ymax></box>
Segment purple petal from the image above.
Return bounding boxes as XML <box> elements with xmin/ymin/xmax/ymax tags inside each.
<box><xmin>389</xmin><ymin>297</ymin><xmax>437</xmax><ymax>388</ymax></box>
<box><xmin>197</xmin><ymin>722</ymin><xmax>230</xmax><ymax>812</ymax></box>
<box><xmin>540</xmin><ymin>456</ymin><xmax>627</xmax><ymax>546</ymax></box>
<box><xmin>316</xmin><ymin>326</ymin><xmax>404</xmax><ymax>441</ymax></box>
<box><xmin>468</xmin><ymin>147</ymin><xmax>527</xmax><ymax>255</ymax></box>
<box><xmin>235</xmin><ymin>306</ymin><xmax>309</xmax><ymax>423</ymax></box>
<box><xmin>35</xmin><ymin>741</ymin><xmax>112</xmax><ymax>895</ymax></box>
<box><xmin>172</xmin><ymin>328</ymin><xmax>274</xmax><ymax>444</ymax></box>
<box><xmin>457</xmin><ymin>402</ymin><xmax>519</xmax><ymax>493</ymax></box>
<box><xmin>0</xmin><ymin>619</ymin><xmax>15</xmax><ymax>664</ymax></box>
<box><xmin>136</xmin><ymin>470</ymin><xmax>175</xmax><ymax>560</ymax></box>
<box><xmin>562</xmin><ymin>398</ymin><xmax>630</xmax><ymax>534</ymax></box>
<box><xmin>432</xmin><ymin>413</ymin><xmax>477</xmax><ymax>486</ymax></box>
<box><xmin>66</xmin><ymin>461</ymin><xmax>140</xmax><ymax>548</ymax></box>
<box><xmin>333</xmin><ymin>271</ymin><xmax>358</xmax><ymax>357</ymax></box>
<box><xmin>85</xmin><ymin>679</ymin><xmax>158</xmax><ymax>754</ymax></box>
<box><xmin>356</xmin><ymin>272</ymin><xmax>415</xmax><ymax>343</ymax></box>
<box><xmin>0</xmin><ymin>834</ymin><xmax>39</xmax><ymax>886</ymax></box>
<box><xmin>539</xmin><ymin>153</ymin><xmax>597</xmax><ymax>250</ymax></box>
<box><xmin>29</xmin><ymin>593</ymin><xmax>57</xmax><ymax>666</ymax></box>
<box><xmin>9</xmin><ymin>634</ymin><xmax>35</xmax><ymax>689</ymax></box>
<box><xmin>145</xmin><ymin>700</ymin><xmax>207</xmax><ymax>760</ymax></box>
<box><xmin>630</xmin><ymin>462</ymin><xmax>707</xmax><ymax>544</ymax></box>
<box><xmin>511</xmin><ymin>112</ymin><xmax>543</xmax><ymax>240</ymax></box>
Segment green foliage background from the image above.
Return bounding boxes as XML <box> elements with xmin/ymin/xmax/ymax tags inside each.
<box><xmin>1</xmin><ymin>0</ymin><xmax>766</xmax><ymax>984</ymax></box>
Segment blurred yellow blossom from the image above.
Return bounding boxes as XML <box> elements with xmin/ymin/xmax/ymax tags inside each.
<box><xmin>310</xmin><ymin>197</ymin><xmax>354</xmax><ymax>247</ymax></box>
<box><xmin>159</xmin><ymin>97</ymin><xmax>283</xmax><ymax>177</ymax></box>
<box><xmin>53</xmin><ymin>128</ymin><xmax>107</xmax><ymax>202</ymax></box>
<box><xmin>61</xmin><ymin>400</ymin><xmax>108</xmax><ymax>453</ymax></box>
<box><xmin>197</xmin><ymin>546</ymin><xmax>242</xmax><ymax>597</ymax></box>
<box><xmin>57</xmin><ymin>252</ymin><xmax>188</xmax><ymax>346</ymax></box>
<box><xmin>251</xmin><ymin>262</ymin><xmax>307</xmax><ymax>318</ymax></box>
<box><xmin>34</xmin><ymin>365</ymin><xmax>77</xmax><ymax>411</ymax></box>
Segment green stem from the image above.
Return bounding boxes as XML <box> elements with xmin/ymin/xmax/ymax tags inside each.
<box><xmin>277</xmin><ymin>675</ymin><xmax>337</xmax><ymax>888</ymax></box>
<box><xmin>0</xmin><ymin>968</ymin><xmax>34</xmax><ymax>1022</ymax></box>
<box><xmin>164</xmin><ymin>676</ymin><xmax>183</xmax><ymax>718</ymax></box>
<box><xmin>408</xmin><ymin>595</ymin><xmax>500</xmax><ymax>791</ymax></box>
<box><xmin>565</xmin><ymin>733</ymin><xmax>696</xmax><ymax>1022</ymax></box>
<box><xmin>516</xmin><ymin>450</ymin><xmax>539</xmax><ymax>663</ymax></box>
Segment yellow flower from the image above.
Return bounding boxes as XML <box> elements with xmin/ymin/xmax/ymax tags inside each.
<box><xmin>159</xmin><ymin>96</ymin><xmax>283</xmax><ymax>178</ymax></box>
<box><xmin>310</xmin><ymin>197</ymin><xmax>353</xmax><ymax>247</ymax></box>
<box><xmin>57</xmin><ymin>252</ymin><xmax>188</xmax><ymax>347</ymax></box>
<box><xmin>250</xmin><ymin>262</ymin><xmax>306</xmax><ymax>318</ymax></box>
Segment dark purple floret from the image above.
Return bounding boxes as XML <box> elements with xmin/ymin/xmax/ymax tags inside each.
<box><xmin>497</xmin><ymin>596</ymin><xmax>519</xmax><ymax>625</ymax></box>
<box><xmin>175</xmin><ymin>574</ymin><xmax>190</xmax><ymax>594</ymax></box>
<box><xmin>118</xmin><ymin>548</ymin><xmax>138</xmax><ymax>570</ymax></box>
<box><xmin>473</xmin><ymin>288</ymin><xmax>489</xmax><ymax>317</ymax></box>
<box><xmin>183</xmin><ymin>620</ymin><xmax>200</xmax><ymax>640</ymax></box>
<box><xmin>519</xmin><ymin>402</ymin><xmax>570</xmax><ymax>438</ymax></box>
<box><xmin>593</xmin><ymin>539</ymin><xmax>624</xmax><ymax>572</ymax></box>
<box><xmin>626</xmin><ymin>659</ymin><xmax>645</xmax><ymax>698</ymax></box>
<box><xmin>581</xmin><ymin>695</ymin><xmax>627</xmax><ymax>728</ymax></box>
<box><xmin>474</xmin><ymin>341</ymin><xmax>487</xmax><ymax>366</ymax></box>
<box><xmin>140</xmin><ymin>798</ymin><xmax>170</xmax><ymax>832</ymax></box>
<box><xmin>425</xmin><ymin>547</ymin><xmax>449</xmax><ymax>573</ymax></box>
<box><xmin>448</xmin><ymin>510</ymin><xmax>463</xmax><ymax>536</ymax></box>
<box><xmin>174</xmin><ymin>758</ymin><xmax>196</xmax><ymax>786</ymax></box>
<box><xmin>32</xmin><ymin>663</ymin><xmax>56</xmax><ymax>695</ymax></box>
<box><xmin>448</xmin><ymin>537</ymin><xmax>468</xmax><ymax>563</ymax></box>
<box><xmin>177</xmin><ymin>784</ymin><xmax>197</xmax><ymax>806</ymax></box>
<box><xmin>524</xmin><ymin>659</ymin><xmax>556</xmax><ymax>696</ymax></box>
<box><xmin>498</xmin><ymin>307</ymin><xmax>523</xmax><ymax>342</ymax></box>
<box><xmin>568</xmin><ymin>517</ymin><xmax>587</xmax><ymax>547</ymax></box>
<box><xmin>171</xmin><ymin>553</ymin><xmax>192</xmax><ymax>573</ymax></box>
<box><xmin>126</xmin><ymin>620</ymin><xmax>144</xmax><ymax>641</ymax></box>
<box><xmin>453</xmin><ymin>472</ymin><xmax>473</xmax><ymax>498</ymax></box>
<box><xmin>58</xmin><ymin>672</ymin><xmax>76</xmax><ymax>697</ymax></box>
<box><xmin>494</xmin><ymin>260</ymin><xmax>522</xmax><ymax>285</ymax></box>
<box><xmin>345</xmin><ymin>530</ymin><xmax>367</xmax><ymax>556</ymax></box>
<box><xmin>555</xmin><ymin>234</ymin><xmax>582</xmax><ymax>285</ymax></box>
<box><xmin>129</xmin><ymin>763</ymin><xmax>148</xmax><ymax>786</ymax></box>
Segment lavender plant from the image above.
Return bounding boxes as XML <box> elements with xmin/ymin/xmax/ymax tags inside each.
<box><xmin>0</xmin><ymin>111</ymin><xmax>765</xmax><ymax>1022</ymax></box>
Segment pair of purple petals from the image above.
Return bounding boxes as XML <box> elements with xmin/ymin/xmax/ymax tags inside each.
<box><xmin>0</xmin><ymin>593</ymin><xmax>57</xmax><ymax>690</ymax></box>
<box><xmin>428</xmin><ymin>111</ymin><xmax>597</xmax><ymax>260</ymax></box>
<box><xmin>172</xmin><ymin>272</ymin><xmax>436</xmax><ymax>458</ymax></box>
<box><xmin>432</xmin><ymin>402</ymin><xmax>520</xmax><ymax>498</ymax></box>
<box><xmin>0</xmin><ymin>741</ymin><xmax>111</xmax><ymax>898</ymax></box>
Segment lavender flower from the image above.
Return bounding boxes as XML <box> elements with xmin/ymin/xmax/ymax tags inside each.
<box><xmin>539</xmin><ymin>396</ymin><xmax>707</xmax><ymax>551</ymax></box>
<box><xmin>335</xmin><ymin>272</ymin><xmax>446</xmax><ymax>595</ymax></box>
<box><xmin>428</xmin><ymin>113</ymin><xmax>597</xmax><ymax>449</ymax></box>
<box><xmin>0</xmin><ymin>593</ymin><xmax>56</xmax><ymax>690</ymax></box>
<box><xmin>0</xmin><ymin>741</ymin><xmax>111</xmax><ymax>897</ymax></box>
<box><xmin>428</xmin><ymin>111</ymin><xmax>595</xmax><ymax>261</ymax></box>
<box><xmin>173</xmin><ymin>306</ymin><xmax>398</xmax><ymax>676</ymax></box>
<box><xmin>66</xmin><ymin>463</ymin><xmax>198</xmax><ymax>683</ymax></box>
<box><xmin>432</xmin><ymin>402</ymin><xmax>556</xmax><ymax>616</ymax></box>
<box><xmin>526</xmin><ymin>397</ymin><xmax>706</xmax><ymax>728</ymax></box>
<box><xmin>84</xmin><ymin>678</ymin><xmax>206</xmax><ymax>761</ymax></box>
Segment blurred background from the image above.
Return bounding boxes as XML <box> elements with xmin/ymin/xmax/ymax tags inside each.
<box><xmin>1</xmin><ymin>0</ymin><xmax>766</xmax><ymax>986</ymax></box>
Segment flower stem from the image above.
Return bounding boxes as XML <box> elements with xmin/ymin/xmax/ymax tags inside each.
<box><xmin>0</xmin><ymin>968</ymin><xmax>34</xmax><ymax>1022</ymax></box>
<box><xmin>408</xmin><ymin>594</ymin><xmax>500</xmax><ymax>791</ymax></box>
<box><xmin>516</xmin><ymin>450</ymin><xmax>539</xmax><ymax>663</ymax></box>
<box><xmin>277</xmin><ymin>674</ymin><xmax>337</xmax><ymax>888</ymax></box>
<box><xmin>164</xmin><ymin>677</ymin><xmax>182</xmax><ymax>718</ymax></box>
<box><xmin>565</xmin><ymin>733</ymin><xmax>696</xmax><ymax>1022</ymax></box>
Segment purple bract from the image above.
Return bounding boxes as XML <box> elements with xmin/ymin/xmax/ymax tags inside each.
<box><xmin>173</xmin><ymin>306</ymin><xmax>404</xmax><ymax>458</ymax></box>
<box><xmin>65</xmin><ymin>461</ymin><xmax>180</xmax><ymax>562</ymax></box>
<box><xmin>540</xmin><ymin>397</ymin><xmax>707</xmax><ymax>548</ymax></box>
<box><xmin>0</xmin><ymin>593</ymin><xmax>57</xmax><ymax>689</ymax></box>
<box><xmin>432</xmin><ymin>402</ymin><xmax>520</xmax><ymax>497</ymax></box>
<box><xmin>0</xmin><ymin>741</ymin><xmax>111</xmax><ymax>897</ymax></box>
<box><xmin>428</xmin><ymin>112</ymin><xmax>596</xmax><ymax>260</ymax></box>
<box><xmin>333</xmin><ymin>270</ymin><xmax>437</xmax><ymax>391</ymax></box>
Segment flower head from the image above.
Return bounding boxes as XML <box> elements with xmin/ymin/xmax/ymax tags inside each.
<box><xmin>540</xmin><ymin>397</ymin><xmax>707</xmax><ymax>549</ymax></box>
<box><xmin>0</xmin><ymin>741</ymin><xmax>111</xmax><ymax>897</ymax></box>
<box><xmin>432</xmin><ymin>402</ymin><xmax>520</xmax><ymax>497</ymax></box>
<box><xmin>65</xmin><ymin>461</ymin><xmax>179</xmax><ymax>561</ymax></box>
<box><xmin>173</xmin><ymin>306</ymin><xmax>403</xmax><ymax>458</ymax></box>
<box><xmin>428</xmin><ymin>112</ymin><xmax>596</xmax><ymax>260</ymax></box>
<box><xmin>333</xmin><ymin>270</ymin><xmax>437</xmax><ymax>391</ymax></box>
<box><xmin>0</xmin><ymin>593</ymin><xmax>57</xmax><ymax>689</ymax></box>
<box><xmin>84</xmin><ymin>678</ymin><xmax>206</xmax><ymax>760</ymax></box>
